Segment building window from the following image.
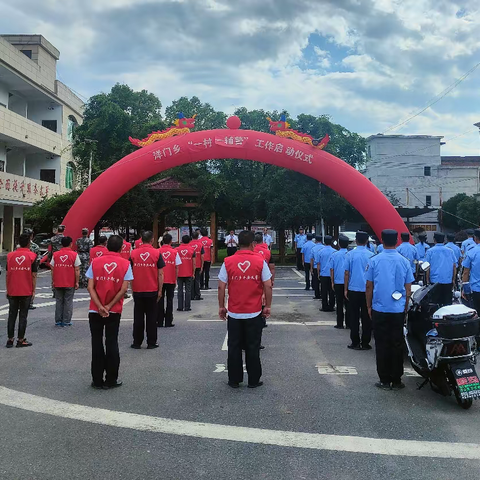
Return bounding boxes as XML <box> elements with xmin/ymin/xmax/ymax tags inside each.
<box><xmin>426</xmin><ymin>195</ymin><xmax>432</xmax><ymax>207</ymax></box>
<box><xmin>40</xmin><ymin>169</ymin><xmax>56</xmax><ymax>184</ymax></box>
<box><xmin>0</xmin><ymin>160</ymin><xmax>4</xmax><ymax>172</ymax></box>
<box><xmin>66</xmin><ymin>163</ymin><xmax>74</xmax><ymax>189</ymax></box>
<box><xmin>67</xmin><ymin>115</ymin><xmax>78</xmax><ymax>142</ymax></box>
<box><xmin>21</xmin><ymin>50</ymin><xmax>32</xmax><ymax>59</ymax></box>
<box><xmin>42</xmin><ymin>120</ymin><xmax>58</xmax><ymax>133</ymax></box>
<box><xmin>424</xmin><ymin>166</ymin><xmax>431</xmax><ymax>176</ymax></box>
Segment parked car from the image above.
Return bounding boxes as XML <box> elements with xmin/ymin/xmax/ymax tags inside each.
<box><xmin>33</xmin><ymin>233</ymin><xmax>52</xmax><ymax>254</ymax></box>
<box><xmin>340</xmin><ymin>231</ymin><xmax>375</xmax><ymax>250</ymax></box>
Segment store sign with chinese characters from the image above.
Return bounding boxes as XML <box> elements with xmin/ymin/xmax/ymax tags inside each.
<box><xmin>0</xmin><ymin>173</ymin><xmax>60</xmax><ymax>203</ymax></box>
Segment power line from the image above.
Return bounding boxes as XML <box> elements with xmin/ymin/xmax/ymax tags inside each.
<box><xmin>383</xmin><ymin>61</ymin><xmax>480</xmax><ymax>134</ymax></box>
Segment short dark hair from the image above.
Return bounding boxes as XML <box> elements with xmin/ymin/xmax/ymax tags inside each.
<box><xmin>306</xmin><ymin>233</ymin><xmax>314</xmax><ymax>240</ymax></box>
<box><xmin>200</xmin><ymin>228</ymin><xmax>208</xmax><ymax>237</ymax></box>
<box><xmin>163</xmin><ymin>233</ymin><xmax>172</xmax><ymax>245</ymax></box>
<box><xmin>18</xmin><ymin>233</ymin><xmax>30</xmax><ymax>248</ymax></box>
<box><xmin>324</xmin><ymin>237</ymin><xmax>332</xmax><ymax>246</ymax></box>
<box><xmin>58</xmin><ymin>225</ymin><xmax>65</xmax><ymax>233</ymax></box>
<box><xmin>98</xmin><ymin>235</ymin><xmax>107</xmax><ymax>245</ymax></box>
<box><xmin>141</xmin><ymin>231</ymin><xmax>154</xmax><ymax>243</ymax></box>
<box><xmin>315</xmin><ymin>235</ymin><xmax>322</xmax><ymax>242</ymax></box>
<box><xmin>192</xmin><ymin>231</ymin><xmax>200</xmax><ymax>240</ymax></box>
<box><xmin>107</xmin><ymin>235</ymin><xmax>124</xmax><ymax>253</ymax></box>
<box><xmin>254</xmin><ymin>232</ymin><xmax>263</xmax><ymax>243</ymax></box>
<box><xmin>182</xmin><ymin>235</ymin><xmax>191</xmax><ymax>244</ymax></box>
<box><xmin>401</xmin><ymin>232</ymin><xmax>410</xmax><ymax>242</ymax></box>
<box><xmin>339</xmin><ymin>236</ymin><xmax>349</xmax><ymax>248</ymax></box>
<box><xmin>238</xmin><ymin>230</ymin><xmax>254</xmax><ymax>247</ymax></box>
<box><xmin>61</xmin><ymin>236</ymin><xmax>72</xmax><ymax>247</ymax></box>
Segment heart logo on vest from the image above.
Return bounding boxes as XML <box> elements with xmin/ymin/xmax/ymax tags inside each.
<box><xmin>60</xmin><ymin>255</ymin><xmax>68</xmax><ymax>263</ymax></box>
<box><xmin>237</xmin><ymin>261</ymin><xmax>251</xmax><ymax>273</ymax></box>
<box><xmin>96</xmin><ymin>252</ymin><xmax>103</xmax><ymax>257</ymax></box>
<box><xmin>259</xmin><ymin>250</ymin><xmax>264</xmax><ymax>256</ymax></box>
<box><xmin>162</xmin><ymin>251</ymin><xmax>171</xmax><ymax>260</ymax></box>
<box><xmin>15</xmin><ymin>256</ymin><xmax>26</xmax><ymax>265</ymax></box>
<box><xmin>193</xmin><ymin>244</ymin><xmax>198</xmax><ymax>250</ymax></box>
<box><xmin>140</xmin><ymin>252</ymin><xmax>150</xmax><ymax>262</ymax></box>
<box><xmin>181</xmin><ymin>250</ymin><xmax>188</xmax><ymax>256</ymax></box>
<box><xmin>202</xmin><ymin>240</ymin><xmax>208</xmax><ymax>245</ymax></box>
<box><xmin>104</xmin><ymin>262</ymin><xmax>118</xmax><ymax>275</ymax></box>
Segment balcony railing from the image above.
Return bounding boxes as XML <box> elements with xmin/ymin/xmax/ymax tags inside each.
<box><xmin>0</xmin><ymin>171</ymin><xmax>61</xmax><ymax>204</ymax></box>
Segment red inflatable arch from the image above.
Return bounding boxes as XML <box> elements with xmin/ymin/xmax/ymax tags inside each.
<box><xmin>63</xmin><ymin>120</ymin><xmax>408</xmax><ymax>241</ymax></box>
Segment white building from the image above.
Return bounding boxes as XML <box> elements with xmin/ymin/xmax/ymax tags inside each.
<box><xmin>0</xmin><ymin>34</ymin><xmax>83</xmax><ymax>251</ymax></box>
<box><xmin>364</xmin><ymin>134</ymin><xmax>480</xmax><ymax>239</ymax></box>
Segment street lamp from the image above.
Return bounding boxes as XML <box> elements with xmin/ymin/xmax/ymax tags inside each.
<box><xmin>84</xmin><ymin>139</ymin><xmax>98</xmax><ymax>186</ymax></box>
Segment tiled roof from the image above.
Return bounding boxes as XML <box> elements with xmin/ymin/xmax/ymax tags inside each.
<box><xmin>441</xmin><ymin>156</ymin><xmax>480</xmax><ymax>167</ymax></box>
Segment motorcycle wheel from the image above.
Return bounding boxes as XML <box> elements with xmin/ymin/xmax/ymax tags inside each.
<box><xmin>446</xmin><ymin>367</ymin><xmax>473</xmax><ymax>410</ymax></box>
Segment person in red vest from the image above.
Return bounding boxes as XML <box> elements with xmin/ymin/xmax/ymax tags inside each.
<box><xmin>158</xmin><ymin>233</ymin><xmax>182</xmax><ymax>327</ymax></box>
<box><xmin>86</xmin><ymin>235</ymin><xmax>133</xmax><ymax>389</ymax></box>
<box><xmin>120</xmin><ymin>234</ymin><xmax>132</xmax><ymax>298</ymax></box>
<box><xmin>190</xmin><ymin>231</ymin><xmax>205</xmax><ymax>301</ymax></box>
<box><xmin>130</xmin><ymin>231</ymin><xmax>165</xmax><ymax>349</ymax></box>
<box><xmin>218</xmin><ymin>230</ymin><xmax>273</xmax><ymax>389</ymax></box>
<box><xmin>200</xmin><ymin>228</ymin><xmax>213</xmax><ymax>290</ymax></box>
<box><xmin>6</xmin><ymin>233</ymin><xmax>38</xmax><ymax>348</ymax></box>
<box><xmin>176</xmin><ymin>235</ymin><xmax>196</xmax><ymax>312</ymax></box>
<box><xmin>134</xmin><ymin>234</ymin><xmax>144</xmax><ymax>250</ymax></box>
<box><xmin>51</xmin><ymin>236</ymin><xmax>81</xmax><ymax>326</ymax></box>
<box><xmin>253</xmin><ymin>232</ymin><xmax>275</xmax><ymax>284</ymax></box>
<box><xmin>90</xmin><ymin>236</ymin><xmax>108</xmax><ymax>263</ymax></box>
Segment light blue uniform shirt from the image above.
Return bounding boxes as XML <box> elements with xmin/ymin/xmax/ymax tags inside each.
<box><xmin>376</xmin><ymin>244</ymin><xmax>384</xmax><ymax>254</ymax></box>
<box><xmin>318</xmin><ymin>245</ymin><xmax>336</xmax><ymax>277</ymax></box>
<box><xmin>329</xmin><ymin>248</ymin><xmax>348</xmax><ymax>285</ymax></box>
<box><xmin>312</xmin><ymin>243</ymin><xmax>324</xmax><ymax>268</ymax></box>
<box><xmin>461</xmin><ymin>237</ymin><xmax>476</xmax><ymax>257</ymax></box>
<box><xmin>415</xmin><ymin>241</ymin><xmax>430</xmax><ymax>261</ymax></box>
<box><xmin>366</xmin><ymin>243</ymin><xmax>376</xmax><ymax>253</ymax></box>
<box><xmin>396</xmin><ymin>242</ymin><xmax>419</xmax><ymax>275</ymax></box>
<box><xmin>425</xmin><ymin>244</ymin><xmax>457</xmax><ymax>284</ymax></box>
<box><xmin>301</xmin><ymin>240</ymin><xmax>316</xmax><ymax>264</ymax></box>
<box><xmin>344</xmin><ymin>246</ymin><xmax>374</xmax><ymax>292</ymax></box>
<box><xmin>445</xmin><ymin>242</ymin><xmax>461</xmax><ymax>263</ymax></box>
<box><xmin>365</xmin><ymin>249</ymin><xmax>415</xmax><ymax>313</ymax></box>
<box><xmin>462</xmin><ymin>245</ymin><xmax>480</xmax><ymax>292</ymax></box>
<box><xmin>295</xmin><ymin>234</ymin><xmax>307</xmax><ymax>249</ymax></box>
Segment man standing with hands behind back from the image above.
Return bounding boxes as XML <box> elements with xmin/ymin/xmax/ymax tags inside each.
<box><xmin>218</xmin><ymin>230</ymin><xmax>273</xmax><ymax>389</ymax></box>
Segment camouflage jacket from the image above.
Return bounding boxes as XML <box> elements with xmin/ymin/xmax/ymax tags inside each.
<box><xmin>30</xmin><ymin>241</ymin><xmax>40</xmax><ymax>257</ymax></box>
<box><xmin>76</xmin><ymin>236</ymin><xmax>94</xmax><ymax>254</ymax></box>
<box><xmin>50</xmin><ymin>234</ymin><xmax>64</xmax><ymax>254</ymax></box>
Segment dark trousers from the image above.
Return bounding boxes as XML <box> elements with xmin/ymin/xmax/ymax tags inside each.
<box><xmin>348</xmin><ymin>290</ymin><xmax>371</xmax><ymax>346</ymax></box>
<box><xmin>472</xmin><ymin>292</ymin><xmax>480</xmax><ymax>314</ymax></box>
<box><xmin>312</xmin><ymin>269</ymin><xmax>320</xmax><ymax>298</ymax></box>
<box><xmin>227</xmin><ymin>247</ymin><xmax>237</xmax><ymax>257</ymax></box>
<box><xmin>7</xmin><ymin>295</ymin><xmax>31</xmax><ymax>339</ymax></box>
<box><xmin>334</xmin><ymin>284</ymin><xmax>349</xmax><ymax>328</ymax></box>
<box><xmin>296</xmin><ymin>248</ymin><xmax>303</xmax><ymax>270</ymax></box>
<box><xmin>372</xmin><ymin>311</ymin><xmax>405</xmax><ymax>384</ymax></box>
<box><xmin>320</xmin><ymin>276</ymin><xmax>335</xmax><ymax>311</ymax></box>
<box><xmin>304</xmin><ymin>263</ymin><xmax>311</xmax><ymax>290</ymax></box>
<box><xmin>200</xmin><ymin>261</ymin><xmax>211</xmax><ymax>289</ymax></box>
<box><xmin>177</xmin><ymin>277</ymin><xmax>192</xmax><ymax>310</ymax></box>
<box><xmin>434</xmin><ymin>283</ymin><xmax>453</xmax><ymax>307</ymax></box>
<box><xmin>158</xmin><ymin>284</ymin><xmax>175</xmax><ymax>326</ymax></box>
<box><xmin>193</xmin><ymin>268</ymin><xmax>202</xmax><ymax>299</ymax></box>
<box><xmin>89</xmin><ymin>313</ymin><xmax>120</xmax><ymax>386</ymax></box>
<box><xmin>133</xmin><ymin>294</ymin><xmax>158</xmax><ymax>346</ymax></box>
<box><xmin>227</xmin><ymin>315</ymin><xmax>263</xmax><ymax>385</ymax></box>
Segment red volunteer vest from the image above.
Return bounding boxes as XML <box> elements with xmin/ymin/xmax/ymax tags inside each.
<box><xmin>130</xmin><ymin>244</ymin><xmax>161</xmax><ymax>293</ymax></box>
<box><xmin>224</xmin><ymin>250</ymin><xmax>265</xmax><ymax>314</ymax></box>
<box><xmin>52</xmin><ymin>248</ymin><xmax>78</xmax><ymax>288</ymax></box>
<box><xmin>120</xmin><ymin>240</ymin><xmax>132</xmax><ymax>260</ymax></box>
<box><xmin>254</xmin><ymin>243</ymin><xmax>271</xmax><ymax>264</ymax></box>
<box><xmin>176</xmin><ymin>244</ymin><xmax>195</xmax><ymax>277</ymax></box>
<box><xmin>7</xmin><ymin>248</ymin><xmax>37</xmax><ymax>296</ymax></box>
<box><xmin>134</xmin><ymin>239</ymin><xmax>144</xmax><ymax>249</ymax></box>
<box><xmin>201</xmin><ymin>237</ymin><xmax>213</xmax><ymax>262</ymax></box>
<box><xmin>90</xmin><ymin>245</ymin><xmax>108</xmax><ymax>262</ymax></box>
<box><xmin>89</xmin><ymin>252</ymin><xmax>130</xmax><ymax>314</ymax></box>
<box><xmin>160</xmin><ymin>245</ymin><xmax>179</xmax><ymax>284</ymax></box>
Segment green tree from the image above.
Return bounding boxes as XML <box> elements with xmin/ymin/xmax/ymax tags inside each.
<box><xmin>457</xmin><ymin>196</ymin><xmax>480</xmax><ymax>229</ymax></box>
<box><xmin>441</xmin><ymin>193</ymin><xmax>468</xmax><ymax>230</ymax></box>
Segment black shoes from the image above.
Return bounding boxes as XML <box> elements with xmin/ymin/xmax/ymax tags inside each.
<box><xmin>177</xmin><ymin>308</ymin><xmax>183</xmax><ymax>311</ymax></box>
<box><xmin>392</xmin><ymin>382</ymin><xmax>406</xmax><ymax>391</ymax></box>
<box><xmin>165</xmin><ymin>324</ymin><xmax>175</xmax><ymax>328</ymax></box>
<box><xmin>347</xmin><ymin>344</ymin><xmax>362</xmax><ymax>350</ymax></box>
<box><xmin>313</xmin><ymin>296</ymin><xmax>321</xmax><ymax>299</ymax></box>
<box><xmin>185</xmin><ymin>308</ymin><xmax>192</xmax><ymax>311</ymax></box>
<box><xmin>248</xmin><ymin>382</ymin><xmax>263</xmax><ymax>389</ymax></box>
<box><xmin>334</xmin><ymin>325</ymin><xmax>344</xmax><ymax>329</ymax></box>
<box><xmin>321</xmin><ymin>308</ymin><xmax>335</xmax><ymax>312</ymax></box>
<box><xmin>228</xmin><ymin>381</ymin><xmax>240</xmax><ymax>389</ymax></box>
<box><xmin>375</xmin><ymin>382</ymin><xmax>391</xmax><ymax>391</ymax></box>
<box><xmin>16</xmin><ymin>339</ymin><xmax>32</xmax><ymax>348</ymax></box>
<box><xmin>29</xmin><ymin>305</ymin><xmax>36</xmax><ymax>310</ymax></box>
<box><xmin>362</xmin><ymin>344</ymin><xmax>373</xmax><ymax>351</ymax></box>
<box><xmin>260</xmin><ymin>345</ymin><xmax>265</xmax><ymax>350</ymax></box>
<box><xmin>147</xmin><ymin>344</ymin><xmax>159</xmax><ymax>349</ymax></box>
<box><xmin>130</xmin><ymin>344</ymin><xmax>141</xmax><ymax>349</ymax></box>
<box><xmin>91</xmin><ymin>382</ymin><xmax>104</xmax><ymax>390</ymax></box>
<box><xmin>6</xmin><ymin>339</ymin><xmax>14</xmax><ymax>348</ymax></box>
<box><xmin>193</xmin><ymin>297</ymin><xmax>203</xmax><ymax>301</ymax></box>
<box><xmin>104</xmin><ymin>381</ymin><xmax>122</xmax><ymax>389</ymax></box>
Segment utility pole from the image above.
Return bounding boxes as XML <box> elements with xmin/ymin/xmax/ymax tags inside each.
<box><xmin>84</xmin><ymin>139</ymin><xmax>98</xmax><ymax>186</ymax></box>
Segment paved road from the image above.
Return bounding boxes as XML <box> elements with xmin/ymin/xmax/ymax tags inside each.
<box><xmin>0</xmin><ymin>266</ymin><xmax>479</xmax><ymax>479</ymax></box>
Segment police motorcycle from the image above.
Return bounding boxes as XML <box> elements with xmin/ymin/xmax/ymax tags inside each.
<box><xmin>404</xmin><ymin>263</ymin><xmax>480</xmax><ymax>409</ymax></box>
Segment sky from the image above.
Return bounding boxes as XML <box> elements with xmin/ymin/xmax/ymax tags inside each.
<box><xmin>1</xmin><ymin>0</ymin><xmax>479</xmax><ymax>155</ymax></box>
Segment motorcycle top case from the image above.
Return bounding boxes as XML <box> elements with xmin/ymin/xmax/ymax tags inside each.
<box><xmin>433</xmin><ymin>305</ymin><xmax>480</xmax><ymax>339</ymax></box>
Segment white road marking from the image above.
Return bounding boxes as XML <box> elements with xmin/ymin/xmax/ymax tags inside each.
<box><xmin>214</xmin><ymin>363</ymin><xmax>246</xmax><ymax>373</ymax></box>
<box><xmin>188</xmin><ymin>319</ymin><xmax>224</xmax><ymax>322</ymax></box>
<box><xmin>317</xmin><ymin>365</ymin><xmax>358</xmax><ymax>375</ymax></box>
<box><xmin>0</xmin><ymin>386</ymin><xmax>479</xmax><ymax>459</ymax></box>
<box><xmin>404</xmin><ymin>368</ymin><xmax>422</xmax><ymax>378</ymax></box>
<box><xmin>0</xmin><ymin>297</ymin><xmax>90</xmax><ymax>316</ymax></box>
<box><xmin>292</xmin><ymin>268</ymin><xmax>304</xmax><ymax>278</ymax></box>
<box><xmin>222</xmin><ymin>332</ymin><xmax>228</xmax><ymax>351</ymax></box>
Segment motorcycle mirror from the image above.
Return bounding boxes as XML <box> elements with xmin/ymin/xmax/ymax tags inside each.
<box><xmin>392</xmin><ymin>291</ymin><xmax>403</xmax><ymax>301</ymax></box>
<box><xmin>421</xmin><ymin>262</ymin><xmax>430</xmax><ymax>271</ymax></box>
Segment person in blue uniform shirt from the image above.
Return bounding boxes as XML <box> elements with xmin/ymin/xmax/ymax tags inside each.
<box><xmin>461</xmin><ymin>229</ymin><xmax>475</xmax><ymax>258</ymax></box>
<box><xmin>462</xmin><ymin>229</ymin><xmax>480</xmax><ymax>313</ymax></box>
<box><xmin>415</xmin><ymin>233</ymin><xmax>430</xmax><ymax>261</ymax></box>
<box><xmin>396</xmin><ymin>232</ymin><xmax>419</xmax><ymax>276</ymax></box>
<box><xmin>344</xmin><ymin>231</ymin><xmax>374</xmax><ymax>350</ymax></box>
<box><xmin>425</xmin><ymin>232</ymin><xmax>457</xmax><ymax>306</ymax></box>
<box><xmin>295</xmin><ymin>228</ymin><xmax>307</xmax><ymax>271</ymax></box>
<box><xmin>445</xmin><ymin>233</ymin><xmax>461</xmax><ymax>264</ymax></box>
<box><xmin>330</xmin><ymin>235</ymin><xmax>350</xmax><ymax>329</ymax></box>
<box><xmin>366</xmin><ymin>238</ymin><xmax>376</xmax><ymax>254</ymax></box>
<box><xmin>301</xmin><ymin>234</ymin><xmax>315</xmax><ymax>291</ymax></box>
<box><xmin>366</xmin><ymin>229</ymin><xmax>414</xmax><ymax>391</ymax></box>
<box><xmin>311</xmin><ymin>236</ymin><xmax>324</xmax><ymax>299</ymax></box>
<box><xmin>318</xmin><ymin>235</ymin><xmax>336</xmax><ymax>312</ymax></box>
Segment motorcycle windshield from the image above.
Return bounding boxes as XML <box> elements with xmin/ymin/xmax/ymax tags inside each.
<box><xmin>412</xmin><ymin>283</ymin><xmax>439</xmax><ymax>306</ymax></box>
